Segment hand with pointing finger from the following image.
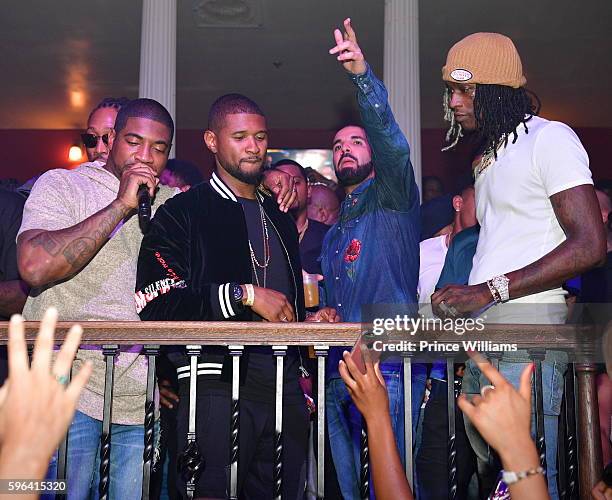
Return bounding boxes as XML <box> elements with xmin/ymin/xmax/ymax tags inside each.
<box><xmin>329</xmin><ymin>18</ymin><xmax>367</xmax><ymax>76</ymax></box>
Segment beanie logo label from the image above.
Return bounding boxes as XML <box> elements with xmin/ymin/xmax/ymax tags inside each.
<box><xmin>450</xmin><ymin>69</ymin><xmax>473</xmax><ymax>82</ymax></box>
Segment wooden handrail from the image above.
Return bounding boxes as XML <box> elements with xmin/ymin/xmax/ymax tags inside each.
<box><xmin>0</xmin><ymin>321</ymin><xmax>596</xmax><ymax>348</ymax></box>
<box><xmin>0</xmin><ymin>319</ymin><xmax>604</xmax><ymax>494</ymax></box>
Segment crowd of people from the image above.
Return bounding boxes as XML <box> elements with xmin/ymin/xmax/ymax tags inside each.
<box><xmin>0</xmin><ymin>16</ymin><xmax>611</xmax><ymax>500</ymax></box>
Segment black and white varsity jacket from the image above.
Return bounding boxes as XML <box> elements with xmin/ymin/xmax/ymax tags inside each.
<box><xmin>135</xmin><ymin>172</ymin><xmax>306</xmax><ymax>381</ymax></box>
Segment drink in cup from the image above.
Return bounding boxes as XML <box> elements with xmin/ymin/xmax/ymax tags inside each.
<box><xmin>303</xmin><ymin>272</ymin><xmax>320</xmax><ymax>309</ymax></box>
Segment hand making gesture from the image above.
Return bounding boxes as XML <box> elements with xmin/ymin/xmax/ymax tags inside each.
<box><xmin>0</xmin><ymin>308</ymin><xmax>92</xmax><ymax>481</ymax></box>
<box><xmin>329</xmin><ymin>18</ymin><xmax>367</xmax><ymax>75</ymax></box>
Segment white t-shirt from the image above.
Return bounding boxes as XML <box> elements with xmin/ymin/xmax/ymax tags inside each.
<box><xmin>417</xmin><ymin>234</ymin><xmax>448</xmax><ymax>305</ymax></box>
<box><xmin>469</xmin><ymin>116</ymin><xmax>592</xmax><ymax>318</ymax></box>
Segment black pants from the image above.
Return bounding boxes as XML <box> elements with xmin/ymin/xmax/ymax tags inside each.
<box><xmin>416</xmin><ymin>379</ymin><xmax>476</xmax><ymax>500</ymax></box>
<box><xmin>176</xmin><ymin>388</ymin><xmax>309</xmax><ymax>499</ymax></box>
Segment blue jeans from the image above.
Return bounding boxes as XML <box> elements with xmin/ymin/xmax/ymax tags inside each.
<box><xmin>462</xmin><ymin>358</ymin><xmax>566</xmax><ymax>500</ymax></box>
<box><xmin>326</xmin><ymin>364</ymin><xmax>426</xmax><ymax>500</ymax></box>
<box><xmin>46</xmin><ymin>410</ymin><xmax>145</xmax><ymax>500</ymax></box>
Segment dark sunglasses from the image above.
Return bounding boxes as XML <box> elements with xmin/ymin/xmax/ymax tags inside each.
<box><xmin>81</xmin><ymin>133</ymin><xmax>109</xmax><ymax>148</ymax></box>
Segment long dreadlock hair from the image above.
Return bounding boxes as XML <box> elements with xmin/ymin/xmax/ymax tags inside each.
<box><xmin>442</xmin><ymin>85</ymin><xmax>541</xmax><ymax>158</ymax></box>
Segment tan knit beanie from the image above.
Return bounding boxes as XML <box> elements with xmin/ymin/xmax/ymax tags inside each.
<box><xmin>442</xmin><ymin>33</ymin><xmax>526</xmax><ymax>88</ymax></box>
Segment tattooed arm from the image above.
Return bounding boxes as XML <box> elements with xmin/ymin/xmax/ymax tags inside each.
<box><xmin>505</xmin><ymin>184</ymin><xmax>606</xmax><ymax>297</ymax></box>
<box><xmin>432</xmin><ymin>184</ymin><xmax>606</xmax><ymax>313</ymax></box>
<box><xmin>17</xmin><ymin>201</ymin><xmax>130</xmax><ymax>287</ymax></box>
<box><xmin>17</xmin><ymin>164</ymin><xmax>158</xmax><ymax>288</ymax></box>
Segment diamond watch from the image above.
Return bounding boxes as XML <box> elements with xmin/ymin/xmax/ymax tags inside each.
<box><xmin>488</xmin><ymin>274</ymin><xmax>510</xmax><ymax>303</ymax></box>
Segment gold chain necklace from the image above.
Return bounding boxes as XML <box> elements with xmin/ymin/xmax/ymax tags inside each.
<box><xmin>248</xmin><ymin>201</ymin><xmax>271</xmax><ymax>287</ymax></box>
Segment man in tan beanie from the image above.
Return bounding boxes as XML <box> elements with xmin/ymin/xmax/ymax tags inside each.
<box><xmin>431</xmin><ymin>33</ymin><xmax>606</xmax><ymax>498</ymax></box>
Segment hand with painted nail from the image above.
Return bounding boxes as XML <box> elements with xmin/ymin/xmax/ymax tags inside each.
<box><xmin>0</xmin><ymin>308</ymin><xmax>92</xmax><ymax>482</ymax></box>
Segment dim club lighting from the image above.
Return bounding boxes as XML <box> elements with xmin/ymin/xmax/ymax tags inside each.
<box><xmin>68</xmin><ymin>144</ymin><xmax>83</xmax><ymax>162</ymax></box>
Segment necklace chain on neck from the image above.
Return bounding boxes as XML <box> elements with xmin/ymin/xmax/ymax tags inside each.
<box><xmin>249</xmin><ymin>201</ymin><xmax>270</xmax><ymax>287</ymax></box>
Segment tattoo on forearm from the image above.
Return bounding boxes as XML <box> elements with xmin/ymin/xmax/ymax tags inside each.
<box><xmin>30</xmin><ymin>232</ymin><xmax>65</xmax><ymax>256</ymax></box>
<box><xmin>62</xmin><ymin>237</ymin><xmax>96</xmax><ymax>267</ymax></box>
<box><xmin>29</xmin><ymin>203</ymin><xmax>126</xmax><ymax>274</ymax></box>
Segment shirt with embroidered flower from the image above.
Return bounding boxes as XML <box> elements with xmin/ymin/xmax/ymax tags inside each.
<box><xmin>320</xmin><ymin>65</ymin><xmax>420</xmax><ymax>375</ymax></box>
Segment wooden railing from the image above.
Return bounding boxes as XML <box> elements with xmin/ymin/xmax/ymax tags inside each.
<box><xmin>0</xmin><ymin>321</ymin><xmax>603</xmax><ymax>500</ymax></box>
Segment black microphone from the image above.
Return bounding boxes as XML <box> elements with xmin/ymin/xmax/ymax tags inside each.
<box><xmin>138</xmin><ymin>184</ymin><xmax>151</xmax><ymax>233</ymax></box>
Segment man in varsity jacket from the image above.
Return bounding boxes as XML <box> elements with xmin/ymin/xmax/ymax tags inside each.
<box><xmin>136</xmin><ymin>93</ymin><xmax>338</xmax><ymax>498</ymax></box>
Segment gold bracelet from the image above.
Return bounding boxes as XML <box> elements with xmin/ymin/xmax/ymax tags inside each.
<box><xmin>245</xmin><ymin>284</ymin><xmax>255</xmax><ymax>307</ymax></box>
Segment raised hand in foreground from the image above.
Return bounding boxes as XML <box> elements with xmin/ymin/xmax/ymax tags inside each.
<box><xmin>339</xmin><ymin>349</ymin><xmax>414</xmax><ymax>500</ymax></box>
<box><xmin>0</xmin><ymin>308</ymin><xmax>92</xmax><ymax>486</ymax></box>
<box><xmin>458</xmin><ymin>352</ymin><xmax>549</xmax><ymax>499</ymax></box>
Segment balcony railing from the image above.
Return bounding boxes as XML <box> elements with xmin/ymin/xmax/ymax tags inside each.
<box><xmin>0</xmin><ymin>321</ymin><xmax>603</xmax><ymax>500</ymax></box>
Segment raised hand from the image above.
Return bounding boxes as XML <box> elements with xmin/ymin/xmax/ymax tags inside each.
<box><xmin>339</xmin><ymin>349</ymin><xmax>388</xmax><ymax>422</ymax></box>
<box><xmin>0</xmin><ymin>308</ymin><xmax>92</xmax><ymax>480</ymax></box>
<box><xmin>329</xmin><ymin>18</ymin><xmax>367</xmax><ymax>75</ymax></box>
<box><xmin>457</xmin><ymin>352</ymin><xmax>533</xmax><ymax>458</ymax></box>
<box><xmin>458</xmin><ymin>352</ymin><xmax>549</xmax><ymax>498</ymax></box>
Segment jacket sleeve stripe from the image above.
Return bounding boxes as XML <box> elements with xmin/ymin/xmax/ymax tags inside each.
<box><xmin>218</xmin><ymin>284</ymin><xmax>230</xmax><ymax>318</ymax></box>
<box><xmin>217</xmin><ymin>282</ymin><xmax>237</xmax><ymax>319</ymax></box>
<box><xmin>224</xmin><ymin>282</ymin><xmax>236</xmax><ymax>317</ymax></box>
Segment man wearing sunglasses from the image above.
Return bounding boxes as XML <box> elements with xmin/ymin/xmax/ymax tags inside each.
<box><xmin>81</xmin><ymin>97</ymin><xmax>130</xmax><ymax>164</ymax></box>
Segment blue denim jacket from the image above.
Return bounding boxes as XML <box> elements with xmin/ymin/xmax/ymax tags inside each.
<box><xmin>320</xmin><ymin>65</ymin><xmax>420</xmax><ymax>376</ymax></box>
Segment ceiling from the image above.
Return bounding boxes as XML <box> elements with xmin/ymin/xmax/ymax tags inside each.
<box><xmin>1</xmin><ymin>0</ymin><xmax>611</xmax><ymax>132</ymax></box>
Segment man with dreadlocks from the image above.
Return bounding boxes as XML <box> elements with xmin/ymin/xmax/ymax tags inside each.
<box><xmin>431</xmin><ymin>33</ymin><xmax>606</xmax><ymax>498</ymax></box>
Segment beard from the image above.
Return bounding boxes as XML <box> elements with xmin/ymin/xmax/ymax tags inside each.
<box><xmin>335</xmin><ymin>158</ymin><xmax>374</xmax><ymax>187</ymax></box>
<box><xmin>223</xmin><ymin>159</ymin><xmax>264</xmax><ymax>186</ymax></box>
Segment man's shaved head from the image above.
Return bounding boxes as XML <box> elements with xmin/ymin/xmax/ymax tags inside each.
<box><xmin>308</xmin><ymin>184</ymin><xmax>340</xmax><ymax>225</ymax></box>
<box><xmin>207</xmin><ymin>93</ymin><xmax>265</xmax><ymax>133</ymax></box>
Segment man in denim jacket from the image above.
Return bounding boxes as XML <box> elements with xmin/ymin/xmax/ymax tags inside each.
<box><xmin>321</xmin><ymin>18</ymin><xmax>423</xmax><ymax>499</ymax></box>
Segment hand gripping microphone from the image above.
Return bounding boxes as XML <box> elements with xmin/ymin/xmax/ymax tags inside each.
<box><xmin>138</xmin><ymin>184</ymin><xmax>151</xmax><ymax>233</ymax></box>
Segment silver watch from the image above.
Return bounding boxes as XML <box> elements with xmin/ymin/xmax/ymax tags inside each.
<box><xmin>490</xmin><ymin>274</ymin><xmax>510</xmax><ymax>303</ymax></box>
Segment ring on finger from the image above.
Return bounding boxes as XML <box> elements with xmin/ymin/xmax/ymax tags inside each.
<box><xmin>54</xmin><ymin>373</ymin><xmax>70</xmax><ymax>387</ymax></box>
<box><xmin>480</xmin><ymin>384</ymin><xmax>495</xmax><ymax>397</ymax></box>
